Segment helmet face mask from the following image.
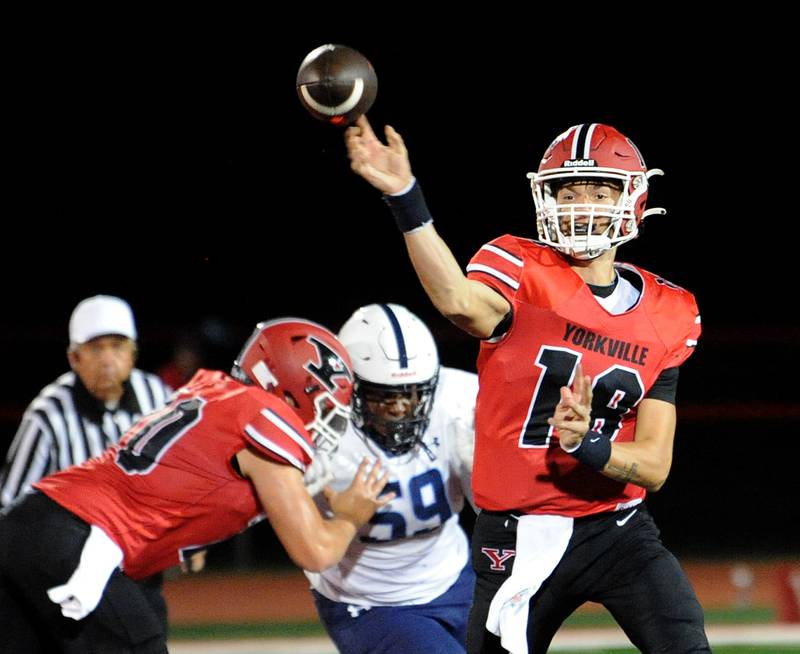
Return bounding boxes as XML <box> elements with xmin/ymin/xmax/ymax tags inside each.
<box><xmin>528</xmin><ymin>124</ymin><xmax>663</xmax><ymax>260</ymax></box>
<box><xmin>232</xmin><ymin>318</ymin><xmax>354</xmax><ymax>453</ymax></box>
<box><xmin>355</xmin><ymin>375</ymin><xmax>438</xmax><ymax>456</ymax></box>
<box><xmin>338</xmin><ymin>304</ymin><xmax>439</xmax><ymax>457</ymax></box>
<box><xmin>308</xmin><ymin>392</ymin><xmax>351</xmax><ymax>454</ymax></box>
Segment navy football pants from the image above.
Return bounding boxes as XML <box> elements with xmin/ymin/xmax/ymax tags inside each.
<box><xmin>313</xmin><ymin>561</ymin><xmax>475</xmax><ymax>653</ymax></box>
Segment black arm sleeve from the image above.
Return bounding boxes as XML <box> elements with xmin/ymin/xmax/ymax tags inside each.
<box><xmin>644</xmin><ymin>367</ymin><xmax>679</xmax><ymax>404</ymax></box>
<box><xmin>488</xmin><ymin>310</ymin><xmax>513</xmax><ymax>340</ymax></box>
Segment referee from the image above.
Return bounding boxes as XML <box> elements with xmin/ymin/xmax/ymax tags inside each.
<box><xmin>0</xmin><ymin>294</ymin><xmax>174</xmax><ymax>638</ymax></box>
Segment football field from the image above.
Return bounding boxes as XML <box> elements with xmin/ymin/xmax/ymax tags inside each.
<box><xmin>170</xmin><ymin>623</ymin><xmax>800</xmax><ymax>653</ymax></box>
<box><xmin>165</xmin><ymin>565</ymin><xmax>800</xmax><ymax>653</ymax></box>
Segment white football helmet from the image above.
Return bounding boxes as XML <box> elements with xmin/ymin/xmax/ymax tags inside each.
<box><xmin>528</xmin><ymin>123</ymin><xmax>666</xmax><ymax>260</ymax></box>
<box><xmin>338</xmin><ymin>304</ymin><xmax>439</xmax><ymax>455</ymax></box>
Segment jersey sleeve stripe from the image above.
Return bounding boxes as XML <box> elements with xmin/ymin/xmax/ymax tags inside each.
<box><xmin>244</xmin><ymin>425</ymin><xmax>306</xmax><ymax>471</ymax></box>
<box><xmin>259</xmin><ymin>408</ymin><xmax>314</xmax><ymax>459</ymax></box>
<box><xmin>465</xmin><ymin>263</ymin><xmax>520</xmax><ymax>290</ymax></box>
<box><xmin>480</xmin><ymin>244</ymin><xmax>523</xmax><ymax>267</ymax></box>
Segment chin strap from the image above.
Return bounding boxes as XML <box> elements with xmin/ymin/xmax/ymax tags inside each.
<box><xmin>419</xmin><ymin>440</ymin><xmax>436</xmax><ymax>462</ymax></box>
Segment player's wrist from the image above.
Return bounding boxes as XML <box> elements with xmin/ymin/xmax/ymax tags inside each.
<box><xmin>559</xmin><ymin>436</ymin><xmax>581</xmax><ymax>453</ymax></box>
<box><xmin>382</xmin><ymin>179</ymin><xmax>434</xmax><ymax>233</ymax></box>
<box><xmin>329</xmin><ymin>496</ymin><xmax>368</xmax><ymax>530</ymax></box>
<box><xmin>333</xmin><ymin>511</ymin><xmax>364</xmax><ymax>532</ymax></box>
<box><xmin>566</xmin><ymin>430</ymin><xmax>611</xmax><ymax>472</ymax></box>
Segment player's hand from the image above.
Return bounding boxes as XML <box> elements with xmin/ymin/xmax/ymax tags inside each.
<box><xmin>180</xmin><ymin>549</ymin><xmax>207</xmax><ymax>574</ymax></box>
<box><xmin>548</xmin><ymin>364</ymin><xmax>593</xmax><ymax>450</ymax></box>
<box><xmin>324</xmin><ymin>457</ymin><xmax>395</xmax><ymax>528</ymax></box>
<box><xmin>345</xmin><ymin>116</ymin><xmax>414</xmax><ymax>194</ymax></box>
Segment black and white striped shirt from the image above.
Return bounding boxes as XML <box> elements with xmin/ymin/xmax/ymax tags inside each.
<box><xmin>0</xmin><ymin>369</ymin><xmax>172</xmax><ymax>506</ymax></box>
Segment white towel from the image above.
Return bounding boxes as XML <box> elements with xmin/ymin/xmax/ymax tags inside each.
<box><xmin>47</xmin><ymin>525</ymin><xmax>123</xmax><ymax>620</ymax></box>
<box><xmin>486</xmin><ymin>514</ymin><xmax>573</xmax><ymax>654</ymax></box>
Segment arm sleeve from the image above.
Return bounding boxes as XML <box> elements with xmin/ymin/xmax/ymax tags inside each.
<box><xmin>644</xmin><ymin>367</ymin><xmax>679</xmax><ymax>404</ymax></box>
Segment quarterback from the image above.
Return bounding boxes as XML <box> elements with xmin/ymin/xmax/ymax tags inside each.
<box><xmin>342</xmin><ymin>119</ymin><xmax>710</xmax><ymax>653</ymax></box>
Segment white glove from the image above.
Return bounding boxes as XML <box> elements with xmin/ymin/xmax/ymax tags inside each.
<box><xmin>47</xmin><ymin>525</ymin><xmax>123</xmax><ymax>620</ymax></box>
<box><xmin>304</xmin><ymin>451</ymin><xmax>335</xmax><ymax>497</ymax></box>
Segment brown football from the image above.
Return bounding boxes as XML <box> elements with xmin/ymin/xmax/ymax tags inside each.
<box><xmin>296</xmin><ymin>44</ymin><xmax>377</xmax><ymax>126</ymax></box>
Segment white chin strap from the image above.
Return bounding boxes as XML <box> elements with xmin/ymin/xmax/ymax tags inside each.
<box><xmin>561</xmin><ymin>236</ymin><xmax>612</xmax><ymax>260</ymax></box>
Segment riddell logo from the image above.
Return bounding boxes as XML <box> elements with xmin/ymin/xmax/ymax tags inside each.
<box><xmin>564</xmin><ymin>158</ymin><xmax>596</xmax><ymax>167</ymax></box>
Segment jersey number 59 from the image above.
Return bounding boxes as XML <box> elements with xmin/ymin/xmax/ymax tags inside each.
<box><xmin>361</xmin><ymin>468</ymin><xmax>452</xmax><ymax>543</ymax></box>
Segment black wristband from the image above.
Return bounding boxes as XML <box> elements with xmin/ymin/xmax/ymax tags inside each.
<box><xmin>382</xmin><ymin>180</ymin><xmax>434</xmax><ymax>233</ymax></box>
<box><xmin>570</xmin><ymin>431</ymin><xmax>611</xmax><ymax>472</ymax></box>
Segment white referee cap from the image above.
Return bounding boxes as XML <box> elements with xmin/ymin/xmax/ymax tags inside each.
<box><xmin>69</xmin><ymin>295</ymin><xmax>137</xmax><ymax>346</ymax></box>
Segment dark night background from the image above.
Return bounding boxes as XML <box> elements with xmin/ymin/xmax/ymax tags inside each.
<box><xmin>2</xmin><ymin>21</ymin><xmax>796</xmax><ymax>565</ymax></box>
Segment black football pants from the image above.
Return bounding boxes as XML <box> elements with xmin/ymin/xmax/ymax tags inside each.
<box><xmin>0</xmin><ymin>491</ymin><xmax>167</xmax><ymax>654</ymax></box>
<box><xmin>467</xmin><ymin>505</ymin><xmax>711</xmax><ymax>653</ymax></box>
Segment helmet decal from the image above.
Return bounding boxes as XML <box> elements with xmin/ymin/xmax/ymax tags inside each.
<box><xmin>305</xmin><ymin>335</ymin><xmax>354</xmax><ymax>393</ymax></box>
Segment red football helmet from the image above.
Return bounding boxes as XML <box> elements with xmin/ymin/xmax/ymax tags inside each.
<box><xmin>528</xmin><ymin>123</ymin><xmax>665</xmax><ymax>259</ymax></box>
<box><xmin>232</xmin><ymin>318</ymin><xmax>354</xmax><ymax>454</ymax></box>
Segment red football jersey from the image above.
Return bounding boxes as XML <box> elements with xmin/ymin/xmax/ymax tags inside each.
<box><xmin>35</xmin><ymin>369</ymin><xmax>313</xmax><ymax>579</ymax></box>
<box><xmin>466</xmin><ymin>235</ymin><xmax>701</xmax><ymax>517</ymax></box>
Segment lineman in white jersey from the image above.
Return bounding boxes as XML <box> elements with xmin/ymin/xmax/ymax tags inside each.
<box><xmin>304</xmin><ymin>303</ymin><xmax>477</xmax><ymax>654</ymax></box>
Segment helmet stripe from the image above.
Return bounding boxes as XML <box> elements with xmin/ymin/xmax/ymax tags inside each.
<box><xmin>583</xmin><ymin>124</ymin><xmax>598</xmax><ymax>158</ymax></box>
<box><xmin>572</xmin><ymin>124</ymin><xmax>588</xmax><ymax>159</ymax></box>
<box><xmin>571</xmin><ymin>123</ymin><xmax>599</xmax><ymax>160</ymax></box>
<box><xmin>378</xmin><ymin>304</ymin><xmax>409</xmax><ymax>369</ymax></box>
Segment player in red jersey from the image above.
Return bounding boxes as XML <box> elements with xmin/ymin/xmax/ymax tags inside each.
<box><xmin>343</xmin><ymin>119</ymin><xmax>710</xmax><ymax>653</ymax></box>
<box><xmin>0</xmin><ymin>317</ymin><xmax>393</xmax><ymax>653</ymax></box>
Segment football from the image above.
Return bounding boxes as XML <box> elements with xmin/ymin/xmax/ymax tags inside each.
<box><xmin>296</xmin><ymin>44</ymin><xmax>377</xmax><ymax>126</ymax></box>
